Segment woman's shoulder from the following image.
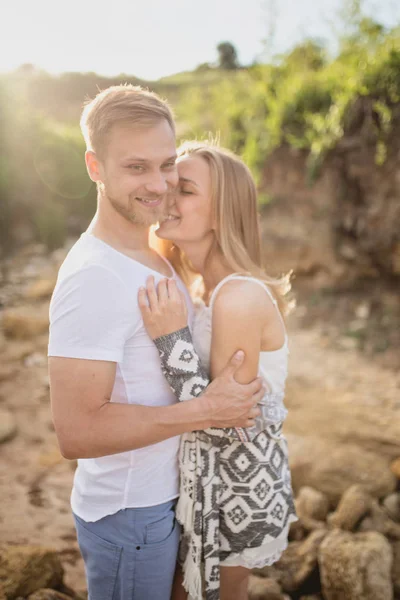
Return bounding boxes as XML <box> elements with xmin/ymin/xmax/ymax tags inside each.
<box><xmin>211</xmin><ymin>277</ymin><xmax>276</xmax><ymax>322</ymax></box>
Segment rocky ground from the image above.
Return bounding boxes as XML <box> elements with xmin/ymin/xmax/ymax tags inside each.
<box><xmin>0</xmin><ymin>242</ymin><xmax>399</xmax><ymax>599</ymax></box>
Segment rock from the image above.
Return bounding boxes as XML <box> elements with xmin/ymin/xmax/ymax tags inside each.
<box><xmin>291</xmin><ymin>514</ymin><xmax>326</xmax><ymax>536</ymax></box>
<box><xmin>0</xmin><ymin>332</ymin><xmax>6</xmax><ymax>352</ymax></box>
<box><xmin>288</xmin><ymin>435</ymin><xmax>397</xmax><ymax>505</ymax></box>
<box><xmin>0</xmin><ymin>545</ymin><xmax>64</xmax><ymax>599</ymax></box>
<box><xmin>383</xmin><ymin>493</ymin><xmax>400</xmax><ymax>522</ymax></box>
<box><xmin>248</xmin><ymin>575</ymin><xmax>284</xmax><ymax>600</ymax></box>
<box><xmin>2</xmin><ymin>307</ymin><xmax>49</xmax><ymax>340</ymax></box>
<box><xmin>358</xmin><ymin>499</ymin><xmax>400</xmax><ymax>539</ymax></box>
<box><xmin>390</xmin><ymin>457</ymin><xmax>400</xmax><ymax>479</ymax></box>
<box><xmin>24</xmin><ymin>278</ymin><xmax>56</xmax><ymax>301</ymax></box>
<box><xmin>1</xmin><ymin>340</ymin><xmax>36</xmax><ymax>362</ymax></box>
<box><xmin>0</xmin><ymin>365</ymin><xmax>18</xmax><ymax>382</ymax></box>
<box><xmin>295</xmin><ymin>487</ymin><xmax>330</xmax><ymax>521</ymax></box>
<box><xmin>24</xmin><ymin>352</ymin><xmax>47</xmax><ymax>368</ymax></box>
<box><xmin>288</xmin><ymin>519</ymin><xmax>307</xmax><ymax>541</ymax></box>
<box><xmin>260</xmin><ymin>529</ymin><xmax>327</xmax><ymax>593</ymax></box>
<box><xmin>28</xmin><ymin>589</ymin><xmax>73</xmax><ymax>600</ymax></box>
<box><xmin>0</xmin><ymin>408</ymin><xmax>17</xmax><ymax>444</ymax></box>
<box><xmin>327</xmin><ymin>484</ymin><xmax>372</xmax><ymax>530</ymax></box>
<box><xmin>319</xmin><ymin>530</ymin><xmax>393</xmax><ymax>600</ymax></box>
<box><xmin>392</xmin><ymin>541</ymin><xmax>400</xmax><ymax>597</ymax></box>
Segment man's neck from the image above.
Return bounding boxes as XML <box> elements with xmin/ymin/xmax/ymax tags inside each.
<box><xmin>88</xmin><ymin>202</ymin><xmax>150</xmax><ymax>255</ymax></box>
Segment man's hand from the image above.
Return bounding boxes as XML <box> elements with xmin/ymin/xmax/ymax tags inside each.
<box><xmin>202</xmin><ymin>351</ymin><xmax>264</xmax><ymax>429</ymax></box>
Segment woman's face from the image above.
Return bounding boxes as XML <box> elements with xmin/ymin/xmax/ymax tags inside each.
<box><xmin>156</xmin><ymin>155</ymin><xmax>214</xmax><ymax>245</ymax></box>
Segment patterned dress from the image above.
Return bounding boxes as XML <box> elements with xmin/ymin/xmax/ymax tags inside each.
<box><xmin>153</xmin><ymin>274</ymin><xmax>297</xmax><ymax>600</ymax></box>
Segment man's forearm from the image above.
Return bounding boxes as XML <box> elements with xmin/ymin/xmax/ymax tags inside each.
<box><xmin>59</xmin><ymin>394</ymin><xmax>211</xmax><ymax>460</ymax></box>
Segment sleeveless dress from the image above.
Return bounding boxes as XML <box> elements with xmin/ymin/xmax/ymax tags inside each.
<box><xmin>190</xmin><ymin>274</ymin><xmax>297</xmax><ymax>566</ymax></box>
<box><xmin>153</xmin><ymin>273</ymin><xmax>297</xmax><ymax>599</ymax></box>
<box><xmin>170</xmin><ymin>275</ymin><xmax>296</xmax><ymax>600</ymax></box>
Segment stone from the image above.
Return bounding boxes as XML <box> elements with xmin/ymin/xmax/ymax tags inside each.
<box><xmin>0</xmin><ymin>545</ymin><xmax>64</xmax><ymax>599</ymax></box>
<box><xmin>0</xmin><ymin>365</ymin><xmax>18</xmax><ymax>382</ymax></box>
<box><xmin>24</xmin><ymin>352</ymin><xmax>47</xmax><ymax>368</ymax></box>
<box><xmin>2</xmin><ymin>340</ymin><xmax>36</xmax><ymax>362</ymax></box>
<box><xmin>319</xmin><ymin>530</ymin><xmax>393</xmax><ymax>600</ymax></box>
<box><xmin>24</xmin><ymin>278</ymin><xmax>56</xmax><ymax>301</ymax></box>
<box><xmin>391</xmin><ymin>541</ymin><xmax>400</xmax><ymax>597</ymax></box>
<box><xmin>248</xmin><ymin>575</ymin><xmax>284</xmax><ymax>600</ymax></box>
<box><xmin>0</xmin><ymin>332</ymin><xmax>6</xmax><ymax>352</ymax></box>
<box><xmin>2</xmin><ymin>307</ymin><xmax>49</xmax><ymax>340</ymax></box>
<box><xmin>390</xmin><ymin>457</ymin><xmax>400</xmax><ymax>479</ymax></box>
<box><xmin>383</xmin><ymin>493</ymin><xmax>400</xmax><ymax>522</ymax></box>
<box><xmin>327</xmin><ymin>484</ymin><xmax>372</xmax><ymax>531</ymax></box>
<box><xmin>295</xmin><ymin>486</ymin><xmax>330</xmax><ymax>521</ymax></box>
<box><xmin>358</xmin><ymin>500</ymin><xmax>400</xmax><ymax>539</ymax></box>
<box><xmin>0</xmin><ymin>408</ymin><xmax>17</xmax><ymax>444</ymax></box>
<box><xmin>288</xmin><ymin>435</ymin><xmax>397</xmax><ymax>505</ymax></box>
<box><xmin>259</xmin><ymin>529</ymin><xmax>327</xmax><ymax>593</ymax></box>
<box><xmin>28</xmin><ymin>590</ymin><xmax>73</xmax><ymax>600</ymax></box>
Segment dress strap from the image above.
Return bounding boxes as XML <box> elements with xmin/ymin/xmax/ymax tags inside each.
<box><xmin>208</xmin><ymin>273</ymin><xmax>242</xmax><ymax>310</ymax></box>
<box><xmin>208</xmin><ymin>274</ymin><xmax>287</xmax><ymax>339</ymax></box>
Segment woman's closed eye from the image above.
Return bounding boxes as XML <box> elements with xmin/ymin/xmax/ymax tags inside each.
<box><xmin>162</xmin><ymin>161</ymin><xmax>177</xmax><ymax>170</ymax></box>
<box><xmin>180</xmin><ymin>188</ymin><xmax>193</xmax><ymax>195</ymax></box>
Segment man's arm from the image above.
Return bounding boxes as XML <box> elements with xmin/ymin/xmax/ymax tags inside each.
<box><xmin>49</xmin><ymin>352</ymin><xmax>264</xmax><ymax>460</ymax></box>
<box><xmin>153</xmin><ymin>327</ymin><xmax>251</xmax><ymax>442</ymax></box>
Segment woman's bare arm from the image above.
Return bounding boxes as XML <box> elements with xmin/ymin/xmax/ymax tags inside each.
<box><xmin>210</xmin><ymin>279</ymin><xmax>280</xmax><ymax>383</ymax></box>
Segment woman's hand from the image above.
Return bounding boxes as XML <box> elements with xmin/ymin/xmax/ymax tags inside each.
<box><xmin>138</xmin><ymin>275</ymin><xmax>189</xmax><ymax>340</ymax></box>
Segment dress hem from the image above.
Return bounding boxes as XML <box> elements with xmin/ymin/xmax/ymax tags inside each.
<box><xmin>220</xmin><ymin>514</ymin><xmax>298</xmax><ymax>569</ymax></box>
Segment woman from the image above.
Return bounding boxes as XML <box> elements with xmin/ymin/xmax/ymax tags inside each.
<box><xmin>138</xmin><ymin>142</ymin><xmax>297</xmax><ymax>600</ymax></box>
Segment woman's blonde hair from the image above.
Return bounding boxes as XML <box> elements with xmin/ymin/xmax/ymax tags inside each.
<box><xmin>156</xmin><ymin>140</ymin><xmax>292</xmax><ymax>315</ymax></box>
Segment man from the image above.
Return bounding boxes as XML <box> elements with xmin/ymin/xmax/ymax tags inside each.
<box><xmin>48</xmin><ymin>84</ymin><xmax>264</xmax><ymax>600</ymax></box>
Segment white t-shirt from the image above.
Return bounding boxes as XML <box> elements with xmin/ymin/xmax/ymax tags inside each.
<box><xmin>48</xmin><ymin>232</ymin><xmax>193</xmax><ymax>522</ymax></box>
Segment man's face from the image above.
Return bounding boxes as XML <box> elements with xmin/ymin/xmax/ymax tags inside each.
<box><xmin>89</xmin><ymin>120</ymin><xmax>178</xmax><ymax>227</ymax></box>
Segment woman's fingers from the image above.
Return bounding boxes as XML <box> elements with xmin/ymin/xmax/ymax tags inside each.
<box><xmin>157</xmin><ymin>278</ymin><xmax>169</xmax><ymax>305</ymax></box>
<box><xmin>167</xmin><ymin>278</ymin><xmax>180</xmax><ymax>303</ymax></box>
<box><xmin>178</xmin><ymin>288</ymin><xmax>188</xmax><ymax>319</ymax></box>
<box><xmin>146</xmin><ymin>275</ymin><xmax>159</xmax><ymax>312</ymax></box>
<box><xmin>168</xmin><ymin>280</ymin><xmax>188</xmax><ymax>315</ymax></box>
<box><xmin>138</xmin><ymin>287</ymin><xmax>151</xmax><ymax>318</ymax></box>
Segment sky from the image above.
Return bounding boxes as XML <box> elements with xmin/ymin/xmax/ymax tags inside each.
<box><xmin>1</xmin><ymin>0</ymin><xmax>399</xmax><ymax>81</ymax></box>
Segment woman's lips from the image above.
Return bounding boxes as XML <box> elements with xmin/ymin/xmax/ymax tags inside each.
<box><xmin>165</xmin><ymin>213</ymin><xmax>180</xmax><ymax>221</ymax></box>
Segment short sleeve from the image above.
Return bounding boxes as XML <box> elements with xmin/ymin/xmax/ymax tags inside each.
<box><xmin>48</xmin><ymin>265</ymin><xmax>139</xmax><ymax>362</ymax></box>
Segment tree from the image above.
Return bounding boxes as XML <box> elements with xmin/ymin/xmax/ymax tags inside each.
<box><xmin>285</xmin><ymin>40</ymin><xmax>327</xmax><ymax>71</ymax></box>
<box><xmin>217</xmin><ymin>42</ymin><xmax>239</xmax><ymax>70</ymax></box>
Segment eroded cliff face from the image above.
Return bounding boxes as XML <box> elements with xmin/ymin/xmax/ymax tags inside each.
<box><xmin>259</xmin><ymin>100</ymin><xmax>400</xmax><ymax>285</ymax></box>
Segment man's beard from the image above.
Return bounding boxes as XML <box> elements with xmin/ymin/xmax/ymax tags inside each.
<box><xmin>102</xmin><ymin>184</ymin><xmax>169</xmax><ymax>227</ymax></box>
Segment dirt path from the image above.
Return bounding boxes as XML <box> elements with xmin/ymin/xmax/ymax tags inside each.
<box><xmin>0</xmin><ymin>299</ymin><xmax>399</xmax><ymax>593</ymax></box>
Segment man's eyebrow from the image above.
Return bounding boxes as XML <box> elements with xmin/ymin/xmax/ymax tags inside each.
<box><xmin>122</xmin><ymin>155</ymin><xmax>177</xmax><ymax>163</ymax></box>
<box><xmin>122</xmin><ymin>156</ymin><xmax>148</xmax><ymax>163</ymax></box>
<box><xmin>179</xmin><ymin>176</ymin><xmax>199</xmax><ymax>187</ymax></box>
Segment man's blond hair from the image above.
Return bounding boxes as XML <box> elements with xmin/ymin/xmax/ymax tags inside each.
<box><xmin>80</xmin><ymin>84</ymin><xmax>175</xmax><ymax>157</ymax></box>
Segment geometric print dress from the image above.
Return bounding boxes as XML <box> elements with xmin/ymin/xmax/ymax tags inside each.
<box><xmin>153</xmin><ymin>274</ymin><xmax>297</xmax><ymax>600</ymax></box>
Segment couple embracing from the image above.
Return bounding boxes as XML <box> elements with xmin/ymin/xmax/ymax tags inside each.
<box><xmin>48</xmin><ymin>84</ymin><xmax>297</xmax><ymax>600</ymax></box>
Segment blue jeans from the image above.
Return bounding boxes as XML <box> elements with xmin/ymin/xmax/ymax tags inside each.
<box><xmin>73</xmin><ymin>499</ymin><xmax>180</xmax><ymax>600</ymax></box>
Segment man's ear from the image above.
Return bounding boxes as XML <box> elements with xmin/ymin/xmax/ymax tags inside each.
<box><xmin>85</xmin><ymin>151</ymin><xmax>102</xmax><ymax>182</ymax></box>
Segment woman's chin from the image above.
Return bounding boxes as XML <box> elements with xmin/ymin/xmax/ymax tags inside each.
<box><xmin>155</xmin><ymin>222</ymin><xmax>177</xmax><ymax>241</ymax></box>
